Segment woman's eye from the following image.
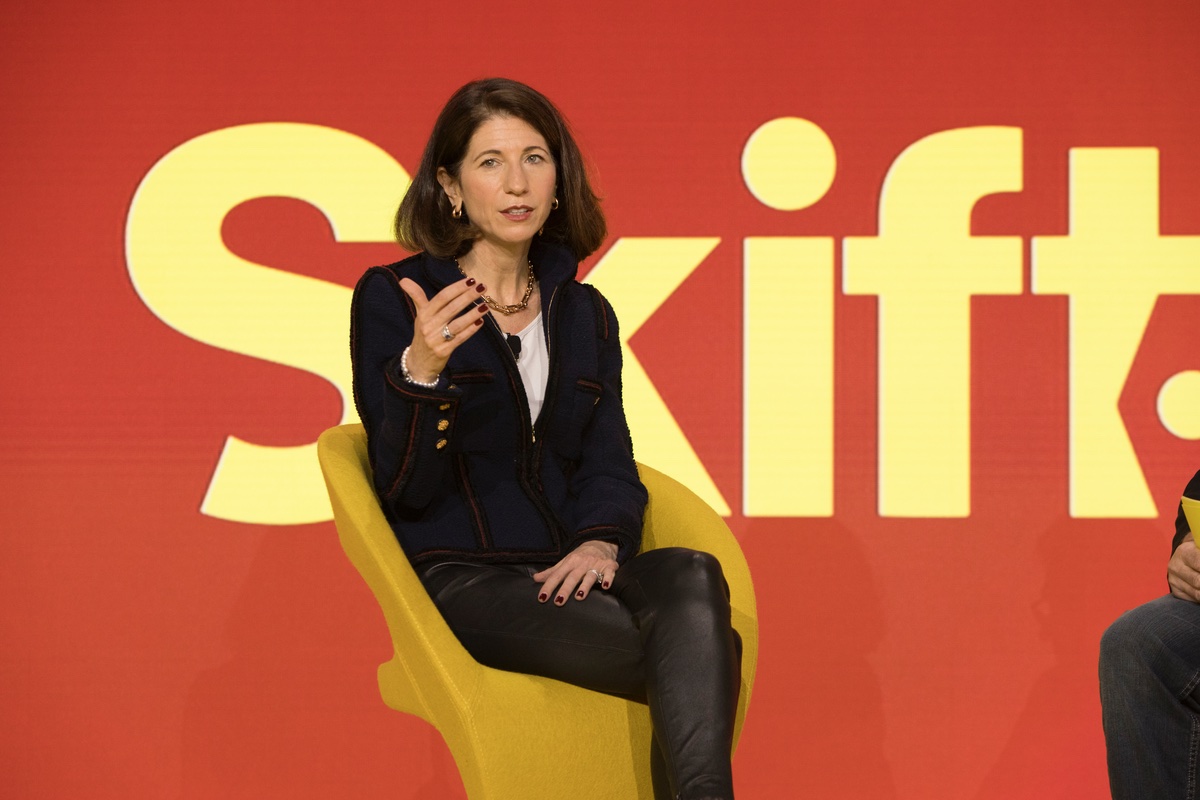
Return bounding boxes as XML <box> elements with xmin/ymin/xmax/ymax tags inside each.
<box><xmin>526</xmin><ymin>153</ymin><xmax>543</xmax><ymax>163</ymax></box>
<box><xmin>481</xmin><ymin>158</ymin><xmax>497</xmax><ymax>167</ymax></box>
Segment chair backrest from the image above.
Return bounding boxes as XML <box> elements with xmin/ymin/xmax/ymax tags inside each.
<box><xmin>317</xmin><ymin>423</ymin><xmax>483</xmax><ymax>720</ymax></box>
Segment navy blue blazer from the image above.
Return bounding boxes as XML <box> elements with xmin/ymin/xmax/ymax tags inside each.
<box><xmin>350</xmin><ymin>240</ymin><xmax>647</xmax><ymax>567</ymax></box>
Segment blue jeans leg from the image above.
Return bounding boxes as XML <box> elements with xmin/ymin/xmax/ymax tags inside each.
<box><xmin>1100</xmin><ymin>595</ymin><xmax>1200</xmax><ymax>799</ymax></box>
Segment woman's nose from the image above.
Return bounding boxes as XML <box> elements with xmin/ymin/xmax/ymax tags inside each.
<box><xmin>505</xmin><ymin>165</ymin><xmax>528</xmax><ymax>194</ymax></box>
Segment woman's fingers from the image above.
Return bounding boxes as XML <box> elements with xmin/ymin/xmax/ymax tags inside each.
<box><xmin>575</xmin><ymin>567</ymin><xmax>602</xmax><ymax>600</ymax></box>
<box><xmin>400</xmin><ymin>277</ymin><xmax>491</xmax><ymax>379</ymax></box>
<box><xmin>402</xmin><ymin>277</ymin><xmax>489</xmax><ymax>334</ymax></box>
<box><xmin>398</xmin><ymin>277</ymin><xmax>429</xmax><ymax>311</ymax></box>
<box><xmin>427</xmin><ymin>278</ymin><xmax>489</xmax><ymax>322</ymax></box>
<box><xmin>533</xmin><ymin>551</ymin><xmax>618</xmax><ymax>605</ymax></box>
<box><xmin>532</xmin><ymin>562</ymin><xmax>567</xmax><ymax>603</ymax></box>
<box><xmin>554</xmin><ymin>569</ymin><xmax>583</xmax><ymax>606</ymax></box>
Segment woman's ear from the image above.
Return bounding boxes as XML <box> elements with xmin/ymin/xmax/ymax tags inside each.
<box><xmin>436</xmin><ymin>167</ymin><xmax>460</xmax><ymax>208</ymax></box>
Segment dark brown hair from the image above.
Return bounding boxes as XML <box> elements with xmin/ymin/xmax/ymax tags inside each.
<box><xmin>394</xmin><ymin>78</ymin><xmax>607</xmax><ymax>261</ymax></box>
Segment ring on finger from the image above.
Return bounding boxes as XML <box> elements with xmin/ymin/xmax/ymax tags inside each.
<box><xmin>589</xmin><ymin>568</ymin><xmax>605</xmax><ymax>583</ymax></box>
<box><xmin>441</xmin><ymin>324</ymin><xmax>455</xmax><ymax>342</ymax></box>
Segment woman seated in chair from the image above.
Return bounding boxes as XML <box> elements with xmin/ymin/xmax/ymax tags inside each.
<box><xmin>350</xmin><ymin>78</ymin><xmax>741</xmax><ymax>800</ymax></box>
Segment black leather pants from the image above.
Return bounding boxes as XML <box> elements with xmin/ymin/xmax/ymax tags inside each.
<box><xmin>417</xmin><ymin>547</ymin><xmax>742</xmax><ymax>800</ymax></box>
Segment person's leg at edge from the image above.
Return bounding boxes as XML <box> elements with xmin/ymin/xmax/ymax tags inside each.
<box><xmin>1100</xmin><ymin>594</ymin><xmax>1200</xmax><ymax>800</ymax></box>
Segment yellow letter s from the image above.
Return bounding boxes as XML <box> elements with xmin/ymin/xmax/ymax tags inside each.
<box><xmin>125</xmin><ymin>123</ymin><xmax>408</xmax><ymax>525</ymax></box>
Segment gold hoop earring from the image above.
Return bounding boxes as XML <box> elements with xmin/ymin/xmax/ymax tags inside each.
<box><xmin>451</xmin><ymin>205</ymin><xmax>463</xmax><ymax>219</ymax></box>
<box><xmin>551</xmin><ymin>197</ymin><xmax>559</xmax><ymax>210</ymax></box>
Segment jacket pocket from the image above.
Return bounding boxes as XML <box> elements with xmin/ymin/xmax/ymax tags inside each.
<box><xmin>548</xmin><ymin>378</ymin><xmax>602</xmax><ymax>460</ymax></box>
<box><xmin>446</xmin><ymin>370</ymin><xmax>496</xmax><ymax>453</ymax></box>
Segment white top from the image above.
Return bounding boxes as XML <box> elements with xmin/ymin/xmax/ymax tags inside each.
<box><xmin>513</xmin><ymin>312</ymin><xmax>548</xmax><ymax>424</ymax></box>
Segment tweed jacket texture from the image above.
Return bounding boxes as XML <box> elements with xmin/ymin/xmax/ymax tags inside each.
<box><xmin>351</xmin><ymin>240</ymin><xmax>647</xmax><ymax>567</ymax></box>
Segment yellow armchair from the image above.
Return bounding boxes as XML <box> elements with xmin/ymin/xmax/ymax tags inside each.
<box><xmin>317</xmin><ymin>423</ymin><xmax>757</xmax><ymax>799</ymax></box>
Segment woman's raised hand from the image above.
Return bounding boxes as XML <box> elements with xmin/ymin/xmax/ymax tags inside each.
<box><xmin>533</xmin><ymin>540</ymin><xmax>619</xmax><ymax>606</ymax></box>
<box><xmin>399</xmin><ymin>277</ymin><xmax>491</xmax><ymax>382</ymax></box>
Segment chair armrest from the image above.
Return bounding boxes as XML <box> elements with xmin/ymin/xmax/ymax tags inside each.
<box><xmin>636</xmin><ymin>461</ymin><xmax>754</xmax><ymax>604</ymax></box>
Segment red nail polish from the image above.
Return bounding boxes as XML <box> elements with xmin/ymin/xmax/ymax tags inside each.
<box><xmin>555</xmin><ymin>596</ymin><xmax>565</xmax><ymax>605</ymax></box>
<box><xmin>465</xmin><ymin>277</ymin><xmax>476</xmax><ymax>286</ymax></box>
<box><xmin>474</xmin><ymin>318</ymin><xmax>483</xmax><ymax>326</ymax></box>
<box><xmin>477</xmin><ymin>303</ymin><xmax>488</xmax><ymax>313</ymax></box>
<box><xmin>476</xmin><ymin>284</ymin><xmax>486</xmax><ymax>293</ymax></box>
<box><xmin>538</xmin><ymin>593</ymin><xmax>547</xmax><ymax>602</ymax></box>
<box><xmin>576</xmin><ymin>590</ymin><xmax>584</xmax><ymax>599</ymax></box>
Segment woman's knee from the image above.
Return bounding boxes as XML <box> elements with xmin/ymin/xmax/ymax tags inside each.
<box><xmin>652</xmin><ymin>548</ymin><xmax>729</xmax><ymax>597</ymax></box>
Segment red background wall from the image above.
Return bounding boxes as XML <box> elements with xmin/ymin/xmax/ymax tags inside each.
<box><xmin>4</xmin><ymin>1</ymin><xmax>1199</xmax><ymax>797</ymax></box>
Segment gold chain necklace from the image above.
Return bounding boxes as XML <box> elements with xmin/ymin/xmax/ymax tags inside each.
<box><xmin>457</xmin><ymin>260</ymin><xmax>536</xmax><ymax>315</ymax></box>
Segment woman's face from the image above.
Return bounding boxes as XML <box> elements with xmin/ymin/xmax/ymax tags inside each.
<box><xmin>439</xmin><ymin>115</ymin><xmax>557</xmax><ymax>252</ymax></box>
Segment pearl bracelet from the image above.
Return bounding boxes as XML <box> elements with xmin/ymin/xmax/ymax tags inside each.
<box><xmin>400</xmin><ymin>346</ymin><xmax>439</xmax><ymax>388</ymax></box>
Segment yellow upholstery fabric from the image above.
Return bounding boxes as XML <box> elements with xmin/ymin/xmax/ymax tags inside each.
<box><xmin>317</xmin><ymin>423</ymin><xmax>758</xmax><ymax>799</ymax></box>
<box><xmin>1184</xmin><ymin>496</ymin><xmax>1200</xmax><ymax>536</ymax></box>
